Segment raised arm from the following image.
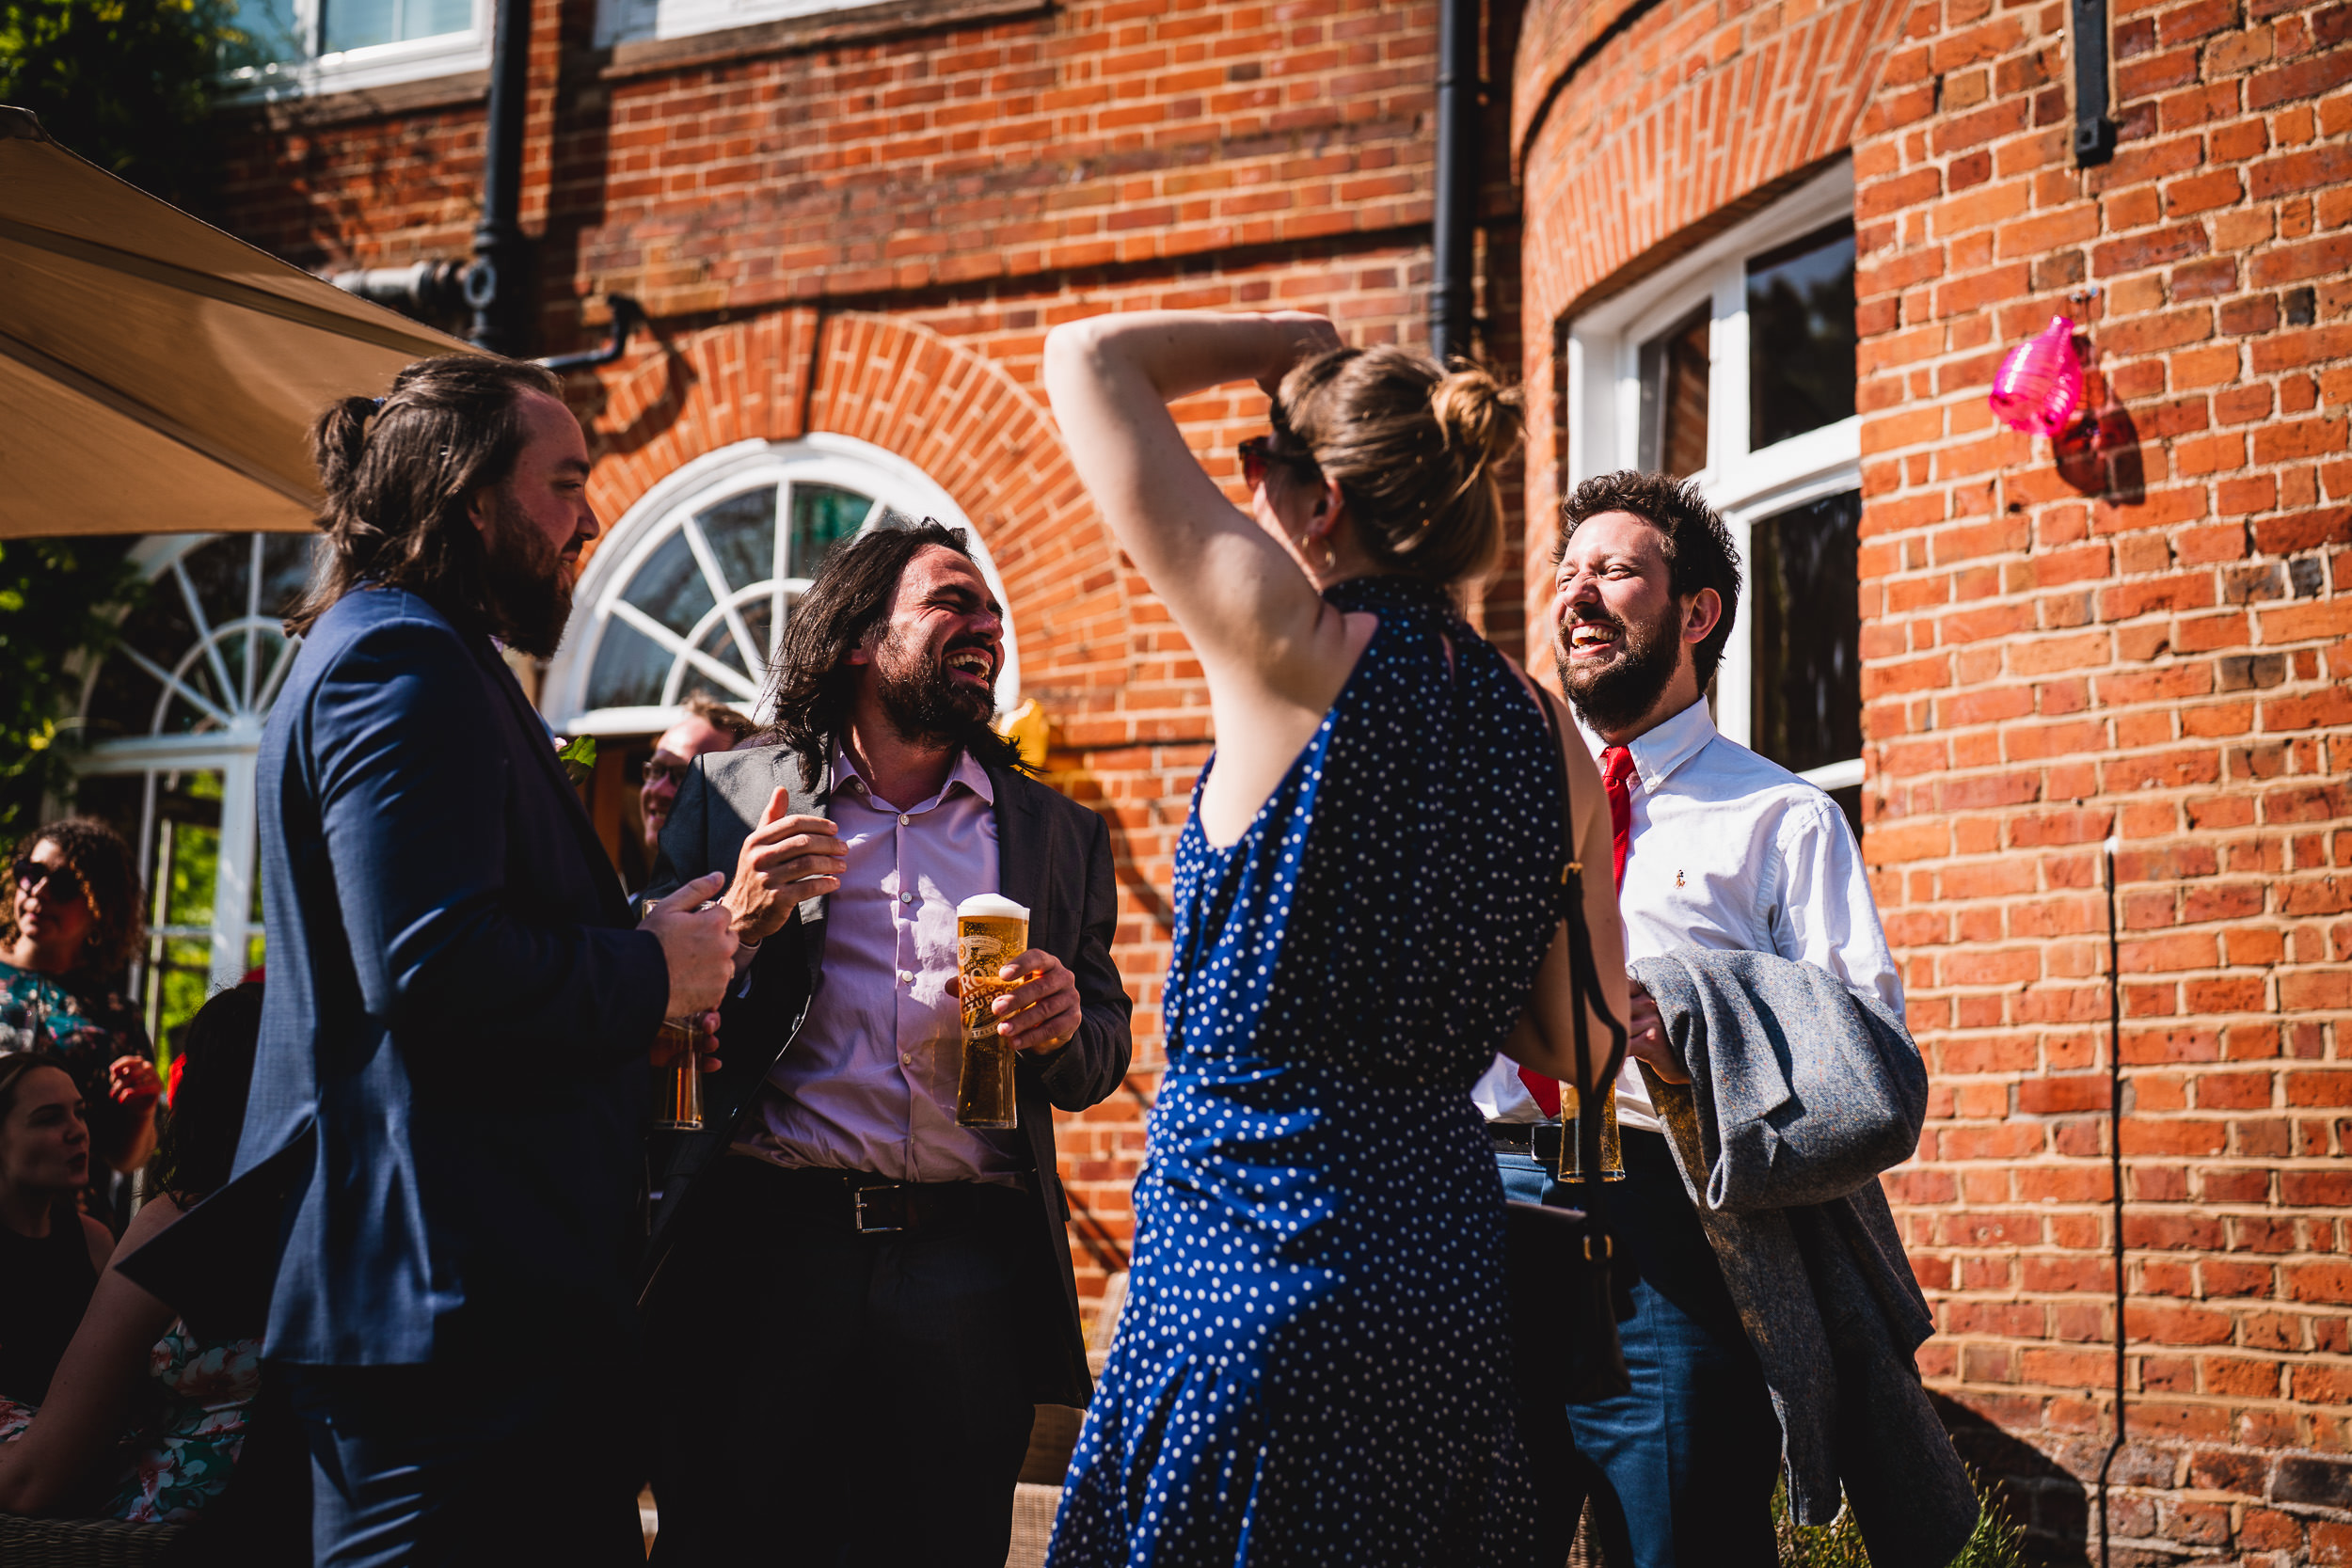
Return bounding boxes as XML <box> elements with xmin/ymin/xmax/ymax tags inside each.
<box><xmin>1043</xmin><ymin>311</ymin><xmax>1355</xmax><ymax>710</ymax></box>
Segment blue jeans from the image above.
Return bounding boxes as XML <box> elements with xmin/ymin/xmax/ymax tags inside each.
<box><xmin>283</xmin><ymin>1361</ymin><xmax>644</xmax><ymax>1568</ymax></box>
<box><xmin>1499</xmin><ymin>1130</ymin><xmax>1782</xmax><ymax>1568</ymax></box>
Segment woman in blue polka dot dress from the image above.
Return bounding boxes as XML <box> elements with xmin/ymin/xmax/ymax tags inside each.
<box><xmin>1042</xmin><ymin>312</ymin><xmax>1628</xmax><ymax>1566</ymax></box>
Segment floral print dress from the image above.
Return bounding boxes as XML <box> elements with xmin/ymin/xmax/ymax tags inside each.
<box><xmin>0</xmin><ymin>1320</ymin><xmax>262</xmax><ymax>1523</ymax></box>
<box><xmin>0</xmin><ymin>960</ymin><xmax>154</xmax><ymax>1161</ymax></box>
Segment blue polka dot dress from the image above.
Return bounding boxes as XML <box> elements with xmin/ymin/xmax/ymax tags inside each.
<box><xmin>1048</xmin><ymin>575</ymin><xmax>1562</xmax><ymax>1567</ymax></box>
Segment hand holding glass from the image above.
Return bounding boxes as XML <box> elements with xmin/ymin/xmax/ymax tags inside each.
<box><xmin>954</xmin><ymin>895</ymin><xmax>1030</xmax><ymax>1130</ymax></box>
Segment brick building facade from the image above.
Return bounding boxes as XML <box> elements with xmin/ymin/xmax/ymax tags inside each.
<box><xmin>91</xmin><ymin>0</ymin><xmax>2347</xmax><ymax>1557</ymax></box>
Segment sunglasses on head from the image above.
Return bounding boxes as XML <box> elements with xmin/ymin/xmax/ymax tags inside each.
<box><xmin>1238</xmin><ymin>436</ymin><xmax>1322</xmax><ymax>491</ymax></box>
<box><xmin>11</xmin><ymin>857</ymin><xmax>87</xmax><ymax>907</ymax></box>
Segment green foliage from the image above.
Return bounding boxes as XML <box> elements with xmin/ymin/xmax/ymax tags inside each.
<box><xmin>0</xmin><ymin>537</ymin><xmax>139</xmax><ymax>840</ymax></box>
<box><xmin>1772</xmin><ymin>1470</ymin><xmax>2030</xmax><ymax>1568</ymax></box>
<box><xmin>557</xmin><ymin>734</ymin><xmax>599</xmax><ymax>788</ymax></box>
<box><xmin>0</xmin><ymin>0</ymin><xmax>257</xmax><ymax>207</ymax></box>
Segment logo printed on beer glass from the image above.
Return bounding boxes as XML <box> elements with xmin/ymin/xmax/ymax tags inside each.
<box><xmin>954</xmin><ymin>894</ymin><xmax>1029</xmax><ymax>1130</ymax></box>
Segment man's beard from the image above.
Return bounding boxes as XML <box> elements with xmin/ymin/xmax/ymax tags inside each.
<box><xmin>871</xmin><ymin>625</ymin><xmax>996</xmax><ymax>750</ymax></box>
<box><xmin>478</xmin><ymin>497</ymin><xmax>575</xmax><ymax>658</ymax></box>
<box><xmin>1556</xmin><ymin>602</ymin><xmax>1684</xmax><ymax>736</ymax></box>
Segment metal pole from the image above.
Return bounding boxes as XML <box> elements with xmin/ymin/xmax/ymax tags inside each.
<box><xmin>2095</xmin><ymin>835</ymin><xmax>2126</xmax><ymax>1567</ymax></box>
<box><xmin>469</xmin><ymin>0</ymin><xmax>533</xmax><ymax>354</ymax></box>
<box><xmin>1429</xmin><ymin>0</ymin><xmax>1478</xmax><ymax>365</ymax></box>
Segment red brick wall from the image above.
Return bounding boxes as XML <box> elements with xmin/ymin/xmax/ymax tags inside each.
<box><xmin>1853</xmin><ymin>0</ymin><xmax>2352</xmax><ymax>1552</ymax></box>
<box><xmin>1514</xmin><ymin>0</ymin><xmax>2352</xmax><ymax>1554</ymax></box>
<box><xmin>1511</xmin><ymin>0</ymin><xmax>1915</xmax><ymax>660</ymax></box>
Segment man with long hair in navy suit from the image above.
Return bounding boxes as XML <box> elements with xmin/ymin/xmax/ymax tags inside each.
<box><xmin>227</xmin><ymin>357</ymin><xmax>739</xmax><ymax>1565</ymax></box>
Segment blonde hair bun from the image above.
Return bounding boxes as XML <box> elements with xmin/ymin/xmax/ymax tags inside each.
<box><xmin>1277</xmin><ymin>345</ymin><xmax>1527</xmax><ymax>586</ymax></box>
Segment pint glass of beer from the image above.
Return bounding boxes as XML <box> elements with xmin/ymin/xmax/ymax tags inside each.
<box><xmin>652</xmin><ymin>1019</ymin><xmax>706</xmax><ymax>1132</ymax></box>
<box><xmin>955</xmin><ymin>894</ymin><xmax>1029</xmax><ymax>1130</ymax></box>
<box><xmin>1559</xmin><ymin>1077</ymin><xmax>1626</xmax><ymax>1182</ymax></box>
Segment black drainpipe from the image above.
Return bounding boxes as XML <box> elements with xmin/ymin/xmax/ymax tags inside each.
<box><xmin>2095</xmin><ymin>834</ymin><xmax>2127</xmax><ymax>1567</ymax></box>
<box><xmin>1429</xmin><ymin>0</ymin><xmax>1479</xmax><ymax>365</ymax></box>
<box><xmin>2072</xmin><ymin>0</ymin><xmax>2117</xmax><ymax>166</ymax></box>
<box><xmin>469</xmin><ymin>0</ymin><xmax>534</xmax><ymax>355</ymax></box>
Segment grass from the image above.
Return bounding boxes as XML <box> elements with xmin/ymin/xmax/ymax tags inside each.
<box><xmin>1772</xmin><ymin>1469</ymin><xmax>2029</xmax><ymax>1568</ymax></box>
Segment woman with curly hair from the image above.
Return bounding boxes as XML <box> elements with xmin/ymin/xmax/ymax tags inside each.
<box><xmin>0</xmin><ymin>819</ymin><xmax>164</xmax><ymax>1185</ymax></box>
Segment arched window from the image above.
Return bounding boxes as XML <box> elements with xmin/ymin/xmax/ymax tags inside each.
<box><xmin>72</xmin><ymin>532</ymin><xmax>319</xmax><ymax>1043</ymax></box>
<box><xmin>541</xmin><ymin>434</ymin><xmax>1020</xmax><ymax>735</ymax></box>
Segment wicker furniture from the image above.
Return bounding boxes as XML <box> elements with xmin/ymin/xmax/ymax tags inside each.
<box><xmin>0</xmin><ymin>1513</ymin><xmax>183</xmax><ymax>1566</ymax></box>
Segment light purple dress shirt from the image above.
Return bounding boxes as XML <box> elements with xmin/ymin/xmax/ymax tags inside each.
<box><xmin>733</xmin><ymin>745</ymin><xmax>1027</xmax><ymax>1184</ymax></box>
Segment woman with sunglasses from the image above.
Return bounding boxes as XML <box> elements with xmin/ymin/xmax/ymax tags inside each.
<box><xmin>1041</xmin><ymin>314</ymin><xmax>1628</xmax><ymax>1566</ymax></box>
<box><xmin>0</xmin><ymin>820</ymin><xmax>164</xmax><ymax>1196</ymax></box>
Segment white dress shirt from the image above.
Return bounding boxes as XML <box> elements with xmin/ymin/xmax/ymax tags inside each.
<box><xmin>1474</xmin><ymin>696</ymin><xmax>1903</xmax><ymax>1134</ymax></box>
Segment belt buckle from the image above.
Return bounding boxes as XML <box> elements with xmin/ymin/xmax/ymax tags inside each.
<box><xmin>851</xmin><ymin>1183</ymin><xmax>909</xmax><ymax>1234</ymax></box>
<box><xmin>1531</xmin><ymin>1122</ymin><xmax>1565</xmax><ymax>1169</ymax></box>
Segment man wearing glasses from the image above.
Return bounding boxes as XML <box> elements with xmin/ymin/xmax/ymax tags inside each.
<box><xmin>636</xmin><ymin>693</ymin><xmax>755</xmax><ymax>887</ymax></box>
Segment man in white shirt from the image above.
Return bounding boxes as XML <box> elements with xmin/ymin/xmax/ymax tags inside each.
<box><xmin>1481</xmin><ymin>470</ymin><xmax>1904</xmax><ymax>1568</ymax></box>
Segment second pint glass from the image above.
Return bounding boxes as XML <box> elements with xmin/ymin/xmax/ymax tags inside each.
<box><xmin>955</xmin><ymin>894</ymin><xmax>1029</xmax><ymax>1129</ymax></box>
<box><xmin>652</xmin><ymin>1019</ymin><xmax>706</xmax><ymax>1132</ymax></box>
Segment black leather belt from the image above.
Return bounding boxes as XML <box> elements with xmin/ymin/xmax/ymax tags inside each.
<box><xmin>726</xmin><ymin>1157</ymin><xmax>1030</xmax><ymax>1236</ymax></box>
<box><xmin>1487</xmin><ymin>1118</ymin><xmax>1565</xmax><ymax>1166</ymax></box>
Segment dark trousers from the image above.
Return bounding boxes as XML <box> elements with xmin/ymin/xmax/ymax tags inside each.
<box><xmin>281</xmin><ymin>1360</ymin><xmax>644</xmax><ymax>1568</ymax></box>
<box><xmin>1500</xmin><ymin>1130</ymin><xmax>1783</xmax><ymax>1568</ymax></box>
<box><xmin>645</xmin><ymin>1157</ymin><xmax>1039</xmax><ymax>1568</ymax></box>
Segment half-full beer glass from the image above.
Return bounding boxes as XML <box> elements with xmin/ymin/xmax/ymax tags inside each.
<box><xmin>642</xmin><ymin>895</ymin><xmax>707</xmax><ymax>1132</ymax></box>
<box><xmin>1559</xmin><ymin>1078</ymin><xmax>1626</xmax><ymax>1181</ymax></box>
<box><xmin>955</xmin><ymin>894</ymin><xmax>1029</xmax><ymax>1130</ymax></box>
<box><xmin>652</xmin><ymin>1019</ymin><xmax>706</xmax><ymax>1132</ymax></box>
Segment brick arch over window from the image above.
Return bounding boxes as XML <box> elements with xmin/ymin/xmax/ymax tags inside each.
<box><xmin>581</xmin><ymin>309</ymin><xmax>1133</xmax><ymax>725</ymax></box>
<box><xmin>1512</xmin><ymin>0</ymin><xmax>1913</xmax><ymax>652</ymax></box>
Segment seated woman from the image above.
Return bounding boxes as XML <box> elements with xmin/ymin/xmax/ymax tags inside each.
<box><xmin>0</xmin><ymin>1055</ymin><xmax>117</xmax><ymax>1409</ymax></box>
<box><xmin>1</xmin><ymin>821</ymin><xmax>167</xmax><ymax>1215</ymax></box>
<box><xmin>0</xmin><ymin>982</ymin><xmax>264</xmax><ymax>1523</ymax></box>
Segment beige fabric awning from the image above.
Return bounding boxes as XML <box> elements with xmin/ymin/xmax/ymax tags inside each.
<box><xmin>0</xmin><ymin>105</ymin><xmax>477</xmax><ymax>539</ymax></box>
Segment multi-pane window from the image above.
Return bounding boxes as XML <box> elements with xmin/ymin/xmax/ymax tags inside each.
<box><xmin>544</xmin><ymin>435</ymin><xmax>1020</xmax><ymax>736</ymax></box>
<box><xmin>1567</xmin><ymin>162</ymin><xmax>1865</xmax><ymax>833</ymax></box>
<box><xmin>580</xmin><ymin>480</ymin><xmax>882</xmax><ymax>716</ymax></box>
<box><xmin>219</xmin><ymin>0</ymin><xmax>486</xmax><ymax>99</ymax></box>
<box><xmin>75</xmin><ymin>534</ymin><xmax>317</xmax><ymax>1046</ymax></box>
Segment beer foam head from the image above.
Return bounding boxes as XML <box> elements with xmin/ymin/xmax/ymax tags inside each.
<box><xmin>957</xmin><ymin>894</ymin><xmax>1029</xmax><ymax>921</ymax></box>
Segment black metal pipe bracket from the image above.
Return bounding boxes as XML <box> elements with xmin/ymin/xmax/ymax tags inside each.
<box><xmin>538</xmin><ymin>295</ymin><xmax>644</xmax><ymax>373</ymax></box>
<box><xmin>2073</xmin><ymin>0</ymin><xmax>2118</xmax><ymax>166</ymax></box>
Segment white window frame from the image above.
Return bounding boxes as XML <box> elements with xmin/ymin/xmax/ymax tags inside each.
<box><xmin>219</xmin><ymin>0</ymin><xmax>489</xmax><ymax>103</ymax></box>
<box><xmin>74</xmin><ymin>535</ymin><xmax>297</xmax><ymax>1006</ymax></box>
<box><xmin>1565</xmin><ymin>158</ymin><xmax>1863</xmax><ymax>792</ymax></box>
<box><xmin>593</xmin><ymin>0</ymin><xmax>846</xmax><ymax>48</ymax></box>
<box><xmin>542</xmin><ymin>432</ymin><xmax>1022</xmax><ymax>737</ymax></box>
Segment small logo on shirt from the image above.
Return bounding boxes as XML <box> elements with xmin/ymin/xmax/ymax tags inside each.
<box><xmin>1676</xmin><ymin>869</ymin><xmax>1686</xmax><ymax>888</ymax></box>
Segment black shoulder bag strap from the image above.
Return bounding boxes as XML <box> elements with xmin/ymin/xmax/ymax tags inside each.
<box><xmin>1534</xmin><ymin>688</ymin><xmax>1632</xmax><ymax>1402</ymax></box>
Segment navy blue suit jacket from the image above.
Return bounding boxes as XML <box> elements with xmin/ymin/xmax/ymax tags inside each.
<box><xmin>228</xmin><ymin>586</ymin><xmax>670</xmax><ymax>1366</ymax></box>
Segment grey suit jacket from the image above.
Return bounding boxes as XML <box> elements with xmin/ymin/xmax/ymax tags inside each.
<box><xmin>1631</xmin><ymin>946</ymin><xmax>1977</xmax><ymax>1568</ymax></box>
<box><xmin>640</xmin><ymin>741</ymin><xmax>1133</xmax><ymax>1407</ymax></box>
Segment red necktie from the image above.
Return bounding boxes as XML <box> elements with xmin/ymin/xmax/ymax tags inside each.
<box><xmin>1600</xmin><ymin>745</ymin><xmax>1635</xmax><ymax>893</ymax></box>
<box><xmin>1518</xmin><ymin>745</ymin><xmax>1637</xmax><ymax>1118</ymax></box>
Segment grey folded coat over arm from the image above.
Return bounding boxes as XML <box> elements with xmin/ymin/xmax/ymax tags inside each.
<box><xmin>1630</xmin><ymin>946</ymin><xmax>1979</xmax><ymax>1568</ymax></box>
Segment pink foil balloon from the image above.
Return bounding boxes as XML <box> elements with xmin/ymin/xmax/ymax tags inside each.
<box><xmin>1988</xmin><ymin>315</ymin><xmax>2084</xmax><ymax>437</ymax></box>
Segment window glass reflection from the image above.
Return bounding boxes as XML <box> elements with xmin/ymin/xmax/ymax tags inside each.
<box><xmin>788</xmin><ymin>484</ymin><xmax>873</xmax><ymax>578</ymax></box>
<box><xmin>1749</xmin><ymin>488</ymin><xmax>1862</xmax><ymax>787</ymax></box>
<box><xmin>1747</xmin><ymin>223</ymin><xmax>1856</xmax><ymax>451</ymax></box>
<box><xmin>1637</xmin><ymin>304</ymin><xmax>1711</xmax><ymax>479</ymax></box>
